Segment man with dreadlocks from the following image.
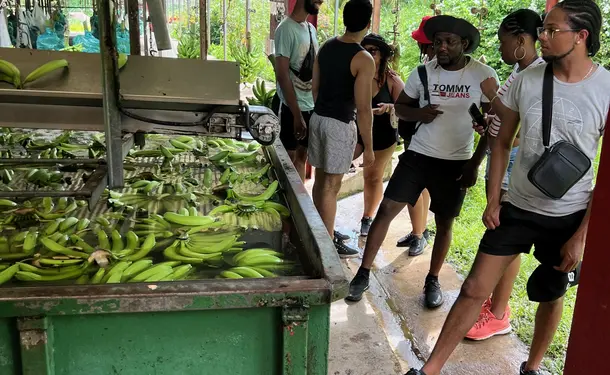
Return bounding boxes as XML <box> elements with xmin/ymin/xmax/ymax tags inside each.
<box><xmin>406</xmin><ymin>1</ymin><xmax>610</xmax><ymax>374</ymax></box>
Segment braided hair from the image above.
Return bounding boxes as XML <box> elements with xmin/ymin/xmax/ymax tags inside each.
<box><xmin>555</xmin><ymin>0</ymin><xmax>602</xmax><ymax>56</ymax></box>
<box><xmin>499</xmin><ymin>9</ymin><xmax>542</xmax><ymax>40</ymax></box>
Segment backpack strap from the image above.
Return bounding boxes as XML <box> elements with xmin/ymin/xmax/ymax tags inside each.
<box><xmin>413</xmin><ymin>65</ymin><xmax>430</xmax><ymax>133</ymax></box>
<box><xmin>418</xmin><ymin>65</ymin><xmax>430</xmax><ymax>105</ymax></box>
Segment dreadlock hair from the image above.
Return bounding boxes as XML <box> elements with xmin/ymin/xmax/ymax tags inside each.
<box><xmin>418</xmin><ymin>43</ymin><xmax>432</xmax><ymax>62</ymax></box>
<box><xmin>499</xmin><ymin>9</ymin><xmax>543</xmax><ymax>40</ymax></box>
<box><xmin>555</xmin><ymin>0</ymin><xmax>602</xmax><ymax>56</ymax></box>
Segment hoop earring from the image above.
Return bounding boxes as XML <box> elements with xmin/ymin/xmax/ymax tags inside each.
<box><xmin>514</xmin><ymin>46</ymin><xmax>526</xmax><ymax>61</ymax></box>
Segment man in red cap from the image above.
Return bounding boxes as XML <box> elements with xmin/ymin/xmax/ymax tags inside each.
<box><xmin>411</xmin><ymin>16</ymin><xmax>435</xmax><ymax>63</ymax></box>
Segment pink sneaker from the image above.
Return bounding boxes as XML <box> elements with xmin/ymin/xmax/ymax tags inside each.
<box><xmin>480</xmin><ymin>296</ymin><xmax>492</xmax><ymax>314</ymax></box>
<box><xmin>466</xmin><ymin>306</ymin><xmax>512</xmax><ymax>341</ymax></box>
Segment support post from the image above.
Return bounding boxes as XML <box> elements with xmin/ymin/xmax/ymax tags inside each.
<box><xmin>18</xmin><ymin>317</ymin><xmax>54</xmax><ymax>375</ymax></box>
<box><xmin>546</xmin><ymin>0</ymin><xmax>558</xmax><ymax>12</ymax></box>
<box><xmin>223</xmin><ymin>0</ymin><xmax>227</xmax><ymax>60</ymax></box>
<box><xmin>127</xmin><ymin>0</ymin><xmax>141</xmax><ymax>55</ymax></box>
<box><xmin>200</xmin><ymin>0</ymin><xmax>208</xmax><ymax>59</ymax></box>
<box><xmin>372</xmin><ymin>0</ymin><xmax>381</xmax><ymax>33</ymax></box>
<box><xmin>98</xmin><ymin>0</ymin><xmax>124</xmax><ymax>188</ymax></box>
<box><xmin>564</xmin><ymin>129</ymin><xmax>610</xmax><ymax>374</ymax></box>
<box><xmin>246</xmin><ymin>0</ymin><xmax>252</xmax><ymax>52</ymax></box>
<box><xmin>282</xmin><ymin>305</ymin><xmax>309</xmax><ymax>375</ymax></box>
<box><xmin>333</xmin><ymin>0</ymin><xmax>339</xmax><ymax>36</ymax></box>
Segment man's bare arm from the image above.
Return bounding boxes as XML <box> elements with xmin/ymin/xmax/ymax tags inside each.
<box><xmin>488</xmin><ymin>107</ymin><xmax>520</xmax><ymax>204</ymax></box>
<box><xmin>275</xmin><ymin>56</ymin><xmax>302</xmax><ymax>119</ymax></box>
<box><xmin>312</xmin><ymin>55</ymin><xmax>320</xmax><ymax>104</ymax></box>
<box><xmin>353</xmin><ymin>51</ymin><xmax>375</xmax><ymax>153</ymax></box>
<box><xmin>395</xmin><ymin>91</ymin><xmax>443</xmax><ymax>123</ymax></box>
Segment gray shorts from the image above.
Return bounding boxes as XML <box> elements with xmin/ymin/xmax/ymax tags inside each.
<box><xmin>308</xmin><ymin>113</ymin><xmax>357</xmax><ymax>174</ymax></box>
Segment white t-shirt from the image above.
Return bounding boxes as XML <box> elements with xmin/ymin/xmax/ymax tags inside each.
<box><xmin>488</xmin><ymin>57</ymin><xmax>545</xmax><ymax>138</ymax></box>
<box><xmin>502</xmin><ymin>63</ymin><xmax>610</xmax><ymax>217</ymax></box>
<box><xmin>404</xmin><ymin>58</ymin><xmax>499</xmax><ymax>160</ymax></box>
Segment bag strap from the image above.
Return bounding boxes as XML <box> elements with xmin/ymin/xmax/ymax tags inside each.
<box><xmin>417</xmin><ymin>65</ymin><xmax>430</xmax><ymax>105</ymax></box>
<box><xmin>412</xmin><ymin>65</ymin><xmax>430</xmax><ymax>133</ymax></box>
<box><xmin>542</xmin><ymin>63</ymin><xmax>554</xmax><ymax>148</ymax></box>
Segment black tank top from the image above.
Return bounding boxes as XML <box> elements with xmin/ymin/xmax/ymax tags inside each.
<box><xmin>314</xmin><ymin>38</ymin><xmax>364</xmax><ymax>123</ymax></box>
<box><xmin>373</xmin><ymin>81</ymin><xmax>393</xmax><ymax>127</ymax></box>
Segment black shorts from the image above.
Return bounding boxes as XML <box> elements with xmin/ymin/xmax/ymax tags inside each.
<box><xmin>384</xmin><ymin>150</ymin><xmax>467</xmax><ymax>218</ymax></box>
<box><xmin>279</xmin><ymin>104</ymin><xmax>311</xmax><ymax>151</ymax></box>
<box><xmin>479</xmin><ymin>203</ymin><xmax>586</xmax><ymax>265</ymax></box>
<box><xmin>479</xmin><ymin>203</ymin><xmax>586</xmax><ymax>302</ymax></box>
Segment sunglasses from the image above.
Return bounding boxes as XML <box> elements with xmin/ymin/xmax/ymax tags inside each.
<box><xmin>365</xmin><ymin>47</ymin><xmax>380</xmax><ymax>55</ymax></box>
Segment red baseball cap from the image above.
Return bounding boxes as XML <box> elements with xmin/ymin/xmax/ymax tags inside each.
<box><xmin>412</xmin><ymin>16</ymin><xmax>433</xmax><ymax>44</ymax></box>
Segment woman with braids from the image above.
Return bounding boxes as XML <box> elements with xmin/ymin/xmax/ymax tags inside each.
<box><xmin>407</xmin><ymin>0</ymin><xmax>610</xmax><ymax>374</ymax></box>
<box><xmin>353</xmin><ymin>34</ymin><xmax>405</xmax><ymax>236</ymax></box>
<box><xmin>465</xmin><ymin>9</ymin><xmax>546</xmax><ymax>342</ymax></box>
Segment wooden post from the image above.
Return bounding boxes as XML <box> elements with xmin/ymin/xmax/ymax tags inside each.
<box><xmin>127</xmin><ymin>0</ymin><xmax>141</xmax><ymax>55</ymax></box>
<box><xmin>199</xmin><ymin>0</ymin><xmax>208</xmax><ymax>59</ymax></box>
<box><xmin>372</xmin><ymin>0</ymin><xmax>381</xmax><ymax>33</ymax></box>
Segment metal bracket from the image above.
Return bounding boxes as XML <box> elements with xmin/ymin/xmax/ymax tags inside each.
<box><xmin>282</xmin><ymin>305</ymin><xmax>309</xmax><ymax>375</ymax></box>
<box><xmin>17</xmin><ymin>316</ymin><xmax>54</xmax><ymax>375</ymax></box>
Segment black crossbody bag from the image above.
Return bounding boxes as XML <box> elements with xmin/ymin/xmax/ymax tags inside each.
<box><xmin>289</xmin><ymin>24</ymin><xmax>315</xmax><ymax>83</ymax></box>
<box><xmin>527</xmin><ymin>64</ymin><xmax>592</xmax><ymax>200</ymax></box>
<box><xmin>398</xmin><ymin>65</ymin><xmax>429</xmax><ymax>143</ymax></box>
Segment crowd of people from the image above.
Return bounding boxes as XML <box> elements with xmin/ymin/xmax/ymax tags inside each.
<box><xmin>272</xmin><ymin>0</ymin><xmax>609</xmax><ymax>374</ymax></box>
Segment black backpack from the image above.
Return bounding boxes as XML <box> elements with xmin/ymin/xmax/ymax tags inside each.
<box><xmin>398</xmin><ymin>65</ymin><xmax>430</xmax><ymax>143</ymax></box>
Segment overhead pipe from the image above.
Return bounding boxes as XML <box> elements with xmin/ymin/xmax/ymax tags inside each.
<box><xmin>145</xmin><ymin>0</ymin><xmax>172</xmax><ymax>51</ymax></box>
<box><xmin>333</xmin><ymin>0</ymin><xmax>338</xmax><ymax>35</ymax></box>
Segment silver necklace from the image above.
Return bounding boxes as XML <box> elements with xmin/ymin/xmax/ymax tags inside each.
<box><xmin>582</xmin><ymin>63</ymin><xmax>596</xmax><ymax>81</ymax></box>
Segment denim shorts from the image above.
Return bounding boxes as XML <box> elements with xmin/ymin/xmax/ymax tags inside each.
<box><xmin>485</xmin><ymin>146</ymin><xmax>519</xmax><ymax>191</ymax></box>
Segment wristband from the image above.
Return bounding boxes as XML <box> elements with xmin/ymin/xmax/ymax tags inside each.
<box><xmin>490</xmin><ymin>95</ymin><xmax>499</xmax><ymax>105</ymax></box>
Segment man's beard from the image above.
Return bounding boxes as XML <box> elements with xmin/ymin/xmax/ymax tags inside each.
<box><xmin>304</xmin><ymin>0</ymin><xmax>319</xmax><ymax>15</ymax></box>
<box><xmin>543</xmin><ymin>44</ymin><xmax>575</xmax><ymax>63</ymax></box>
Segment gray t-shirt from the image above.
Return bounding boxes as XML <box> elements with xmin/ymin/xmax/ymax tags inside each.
<box><xmin>501</xmin><ymin>63</ymin><xmax>610</xmax><ymax>216</ymax></box>
<box><xmin>274</xmin><ymin>18</ymin><xmax>318</xmax><ymax>111</ymax></box>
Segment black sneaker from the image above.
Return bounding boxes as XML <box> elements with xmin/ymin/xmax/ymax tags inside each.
<box><xmin>360</xmin><ymin>217</ymin><xmax>373</xmax><ymax>236</ymax></box>
<box><xmin>520</xmin><ymin>362</ymin><xmax>540</xmax><ymax>375</ymax></box>
<box><xmin>423</xmin><ymin>228</ymin><xmax>432</xmax><ymax>242</ymax></box>
<box><xmin>345</xmin><ymin>272</ymin><xmax>370</xmax><ymax>301</ymax></box>
<box><xmin>335</xmin><ymin>239</ymin><xmax>359</xmax><ymax>258</ymax></box>
<box><xmin>424</xmin><ymin>276</ymin><xmax>444</xmax><ymax>308</ymax></box>
<box><xmin>405</xmin><ymin>369</ymin><xmax>427</xmax><ymax>375</ymax></box>
<box><xmin>334</xmin><ymin>230</ymin><xmax>350</xmax><ymax>242</ymax></box>
<box><xmin>409</xmin><ymin>236</ymin><xmax>427</xmax><ymax>256</ymax></box>
<box><xmin>397</xmin><ymin>232</ymin><xmax>417</xmax><ymax>247</ymax></box>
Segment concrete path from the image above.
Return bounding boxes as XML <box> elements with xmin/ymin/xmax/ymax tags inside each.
<box><xmin>328</xmin><ymin>262</ymin><xmax>405</xmax><ymax>375</ymax></box>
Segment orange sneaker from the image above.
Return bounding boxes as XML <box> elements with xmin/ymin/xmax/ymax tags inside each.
<box><xmin>465</xmin><ymin>306</ymin><xmax>512</xmax><ymax>341</ymax></box>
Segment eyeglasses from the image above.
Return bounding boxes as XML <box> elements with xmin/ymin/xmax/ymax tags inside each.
<box><xmin>365</xmin><ymin>47</ymin><xmax>380</xmax><ymax>55</ymax></box>
<box><xmin>536</xmin><ymin>27</ymin><xmax>577</xmax><ymax>39</ymax></box>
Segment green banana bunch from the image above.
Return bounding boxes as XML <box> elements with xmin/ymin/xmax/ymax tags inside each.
<box><xmin>118</xmin><ymin>54</ymin><xmax>129</xmax><ymax>70</ymax></box>
<box><xmin>247</xmin><ymin>79</ymin><xmax>276</xmax><ymax>109</ymax></box>
<box><xmin>23</xmin><ymin>59</ymin><xmax>69</xmax><ymax>86</ymax></box>
<box><xmin>229</xmin><ymin>180</ymin><xmax>279</xmax><ymax>203</ymax></box>
<box><xmin>0</xmin><ymin>60</ymin><xmax>22</xmax><ymax>88</ymax></box>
